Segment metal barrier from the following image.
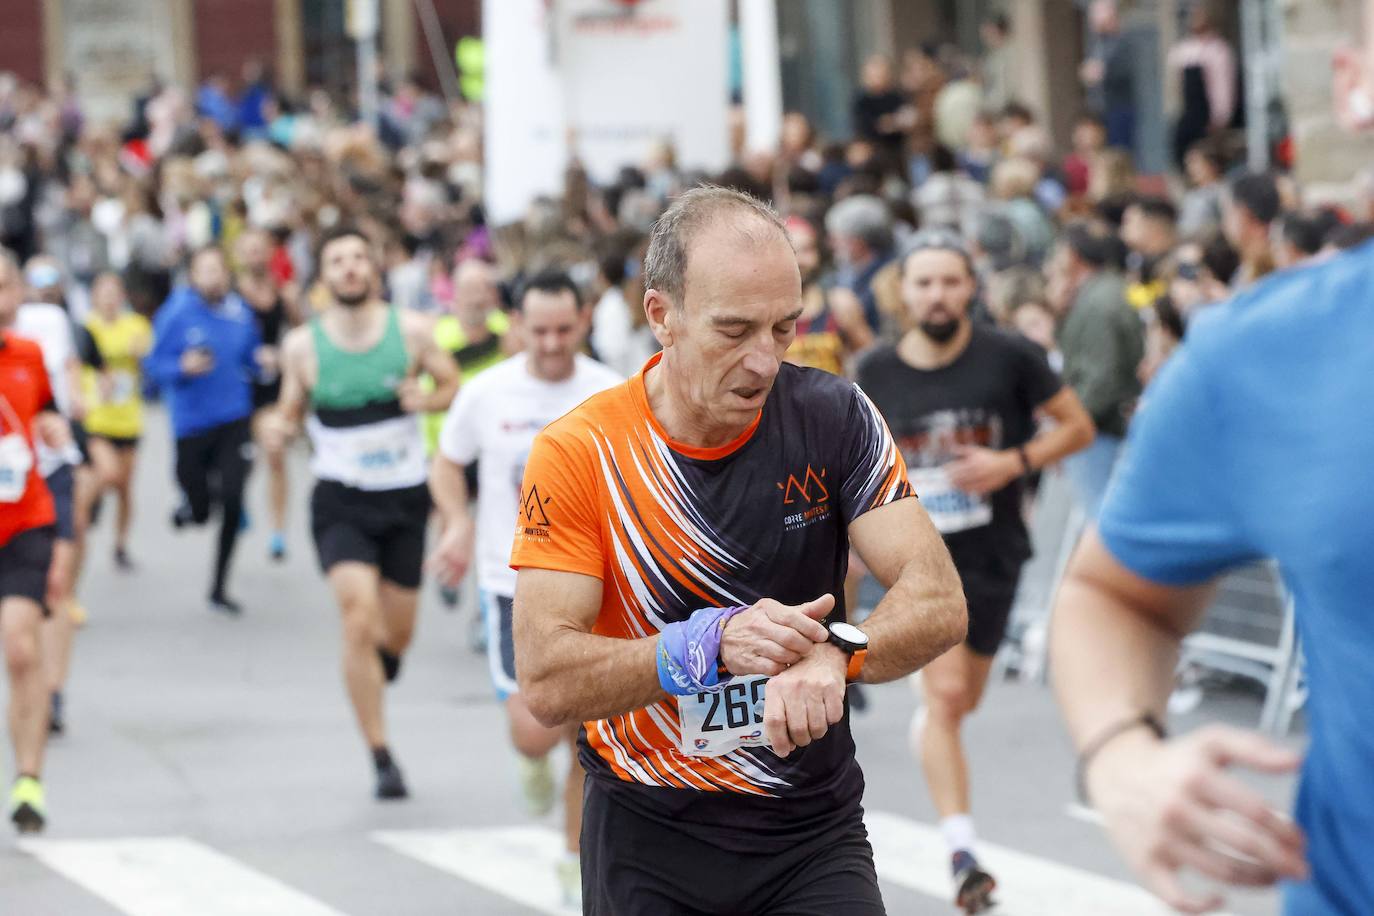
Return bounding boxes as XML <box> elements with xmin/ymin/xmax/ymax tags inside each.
<box><xmin>995</xmin><ymin>477</ymin><xmax>1306</xmax><ymax>736</ymax></box>
<box><xmin>1179</xmin><ymin>564</ymin><xmax>1304</xmax><ymax>736</ymax></box>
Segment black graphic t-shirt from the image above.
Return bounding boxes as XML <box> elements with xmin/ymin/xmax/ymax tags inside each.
<box><xmin>857</xmin><ymin>327</ymin><xmax>1063</xmax><ymax>565</ymax></box>
<box><xmin>512</xmin><ymin>356</ymin><xmax>913</xmax><ymax>850</ymax></box>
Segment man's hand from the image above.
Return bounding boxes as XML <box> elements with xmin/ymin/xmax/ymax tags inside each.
<box><xmin>720</xmin><ymin>594</ymin><xmax>833</xmax><ymax>677</ymax></box>
<box><xmin>397</xmin><ymin>378</ymin><xmax>426</xmax><ymax>413</ymax></box>
<box><xmin>1087</xmin><ymin>724</ymin><xmax>1307</xmax><ymax>914</ymax></box>
<box><xmin>259</xmin><ymin>410</ymin><xmax>297</xmax><ymax>454</ymax></box>
<box><xmin>762</xmin><ymin>642</ymin><xmax>847</xmax><ymax>757</ymax></box>
<box><xmin>425</xmin><ymin>519</ymin><xmax>474</xmax><ymax>588</ymax></box>
<box><xmin>255</xmin><ymin>344</ymin><xmax>281</xmax><ymax>377</ymax></box>
<box><xmin>1080</xmin><ymin>58</ymin><xmax>1105</xmax><ymax>86</ymax></box>
<box><xmin>35</xmin><ymin>412</ymin><xmax>71</xmax><ymax>449</ymax></box>
<box><xmin>944</xmin><ymin>445</ymin><xmax>1021</xmax><ymax>495</ymax></box>
<box><xmin>180</xmin><ymin>348</ymin><xmax>214</xmax><ymax>376</ymax></box>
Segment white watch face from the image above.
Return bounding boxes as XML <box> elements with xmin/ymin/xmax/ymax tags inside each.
<box><xmin>829</xmin><ymin>621</ymin><xmax>868</xmax><ymax>648</ymax></box>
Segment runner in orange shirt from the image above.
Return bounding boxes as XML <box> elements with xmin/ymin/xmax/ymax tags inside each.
<box><xmin>0</xmin><ymin>250</ymin><xmax>72</xmax><ymax>833</ymax></box>
<box><xmin>510</xmin><ymin>187</ymin><xmax>968</xmax><ymax>915</ymax></box>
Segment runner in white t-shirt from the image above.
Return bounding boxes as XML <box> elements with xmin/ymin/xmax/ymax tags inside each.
<box><xmin>427</xmin><ymin>270</ymin><xmax>621</xmax><ymax>907</ymax></box>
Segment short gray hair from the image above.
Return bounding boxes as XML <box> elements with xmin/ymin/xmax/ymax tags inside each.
<box><xmin>824</xmin><ymin>195</ymin><xmax>893</xmax><ymax>253</ymax></box>
<box><xmin>642</xmin><ymin>185</ymin><xmax>787</xmax><ymax>308</ymax></box>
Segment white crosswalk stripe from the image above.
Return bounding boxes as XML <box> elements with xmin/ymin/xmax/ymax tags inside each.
<box><xmin>17</xmin><ymin>836</ymin><xmax>349</xmax><ymax>916</ymax></box>
<box><xmin>17</xmin><ymin>813</ymin><xmax>1234</xmax><ymax>916</ymax></box>
<box><xmin>865</xmin><ymin>810</ymin><xmax>1234</xmax><ymax>916</ymax></box>
<box><xmin>372</xmin><ymin>826</ymin><xmax>572</xmax><ymax>915</ymax></box>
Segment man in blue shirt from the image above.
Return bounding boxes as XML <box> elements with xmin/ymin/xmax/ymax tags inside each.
<box><xmin>1050</xmin><ymin>27</ymin><xmax>1374</xmax><ymax>904</ymax></box>
<box><xmin>146</xmin><ymin>246</ymin><xmax>262</xmax><ymax>614</ymax></box>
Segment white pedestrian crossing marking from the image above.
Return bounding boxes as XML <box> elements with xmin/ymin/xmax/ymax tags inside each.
<box><xmin>371</xmin><ymin>826</ymin><xmax>570</xmax><ymax>915</ymax></box>
<box><xmin>18</xmin><ymin>816</ymin><xmax>1241</xmax><ymax>916</ymax></box>
<box><xmin>865</xmin><ymin>810</ymin><xmax>1236</xmax><ymax>915</ymax></box>
<box><xmin>18</xmin><ymin>836</ymin><xmax>349</xmax><ymax>916</ymax></box>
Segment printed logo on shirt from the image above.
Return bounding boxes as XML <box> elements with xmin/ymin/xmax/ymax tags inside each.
<box><xmin>778</xmin><ymin>464</ymin><xmax>832</xmax><ymax>531</ymax></box>
<box><xmin>517</xmin><ymin>483</ymin><xmax>552</xmax><ymax>538</ymax></box>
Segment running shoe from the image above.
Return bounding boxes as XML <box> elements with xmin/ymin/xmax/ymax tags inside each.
<box><xmin>48</xmin><ymin>692</ymin><xmax>64</xmax><ymax>736</ymax></box>
<box><xmin>67</xmin><ymin>599</ymin><xmax>88</xmax><ymax>628</ymax></box>
<box><xmin>952</xmin><ymin>850</ymin><xmax>997</xmax><ymax>914</ymax></box>
<box><xmin>556</xmin><ymin>854</ymin><xmax>582</xmax><ymax>909</ymax></box>
<box><xmin>9</xmin><ymin>776</ymin><xmax>45</xmax><ymax>834</ymax></box>
<box><xmin>269</xmin><ymin>532</ymin><xmax>286</xmax><ymax>563</ymax></box>
<box><xmin>517</xmin><ymin>754</ymin><xmax>556</xmax><ymax>817</ymax></box>
<box><xmin>468</xmin><ymin>607</ymin><xmax>488</xmax><ymax>654</ymax></box>
<box><xmin>114</xmin><ymin>547</ymin><xmax>135</xmax><ymax>572</ymax></box>
<box><xmin>171</xmin><ymin>502</ymin><xmax>193</xmax><ymax>529</ymax></box>
<box><xmin>208</xmin><ymin>593</ymin><xmax>243</xmax><ymax>616</ymax></box>
<box><xmin>375</xmin><ymin>758</ymin><xmax>409</xmax><ymax>800</ymax></box>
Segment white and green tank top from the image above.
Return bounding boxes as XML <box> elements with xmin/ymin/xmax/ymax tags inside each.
<box><xmin>306</xmin><ymin>308</ymin><xmax>427</xmax><ymax>491</ymax></box>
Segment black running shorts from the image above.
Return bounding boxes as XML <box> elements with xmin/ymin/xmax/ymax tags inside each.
<box><xmin>580</xmin><ymin>777</ymin><xmax>885</xmax><ymax>916</ymax></box>
<box><xmin>310</xmin><ymin>480</ymin><xmax>430</xmax><ymax>588</ymax></box>
<box><xmin>0</xmin><ymin>525</ymin><xmax>56</xmax><ymax>614</ymax></box>
<box><xmin>952</xmin><ymin>551</ymin><xmax>1024</xmax><ymax>658</ymax></box>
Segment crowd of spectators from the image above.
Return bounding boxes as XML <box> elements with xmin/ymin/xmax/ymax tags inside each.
<box><xmin>2</xmin><ymin>8</ymin><xmax>1374</xmax><ymax>509</ymax></box>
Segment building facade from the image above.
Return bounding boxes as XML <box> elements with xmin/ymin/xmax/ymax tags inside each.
<box><xmin>5</xmin><ymin>0</ymin><xmax>479</xmax><ymax>123</ymax></box>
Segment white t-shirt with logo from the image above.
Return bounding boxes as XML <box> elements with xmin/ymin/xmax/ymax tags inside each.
<box><xmin>16</xmin><ymin>303</ymin><xmax>81</xmax><ymax>475</ymax></box>
<box><xmin>438</xmin><ymin>354</ymin><xmax>623</xmax><ymax>597</ymax></box>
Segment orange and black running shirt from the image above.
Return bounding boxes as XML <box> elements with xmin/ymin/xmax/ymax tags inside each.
<box><xmin>511</xmin><ymin>353</ymin><xmax>912</xmax><ymax>846</ymax></box>
<box><xmin>0</xmin><ymin>332</ymin><xmax>56</xmax><ymax>547</ymax></box>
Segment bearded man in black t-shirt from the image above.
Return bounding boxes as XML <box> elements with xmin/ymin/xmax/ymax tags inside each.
<box><xmin>857</xmin><ymin>230</ymin><xmax>1095</xmax><ymax>914</ymax></box>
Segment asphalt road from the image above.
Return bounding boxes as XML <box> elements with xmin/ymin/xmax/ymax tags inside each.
<box><xmin>0</xmin><ymin>408</ymin><xmax>1298</xmax><ymax>915</ymax></box>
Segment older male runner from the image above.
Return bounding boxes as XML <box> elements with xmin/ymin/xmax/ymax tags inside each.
<box><xmin>510</xmin><ymin>187</ymin><xmax>967</xmax><ymax>916</ymax></box>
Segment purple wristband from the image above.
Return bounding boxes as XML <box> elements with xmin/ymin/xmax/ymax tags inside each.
<box><xmin>657</xmin><ymin>605</ymin><xmax>748</xmax><ymax>696</ymax></box>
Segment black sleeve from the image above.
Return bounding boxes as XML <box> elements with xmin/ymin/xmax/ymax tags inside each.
<box><xmin>73</xmin><ymin>323</ymin><xmax>104</xmax><ymax>370</ymax></box>
<box><xmin>839</xmin><ymin>382</ymin><xmax>914</xmax><ymax>524</ymax></box>
<box><xmin>1012</xmin><ymin>334</ymin><xmax>1065</xmax><ymax>412</ymax></box>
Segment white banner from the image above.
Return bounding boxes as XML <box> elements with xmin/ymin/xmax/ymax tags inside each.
<box><xmin>483</xmin><ymin>0</ymin><xmax>568</xmax><ymax>226</ymax></box>
<box><xmin>484</xmin><ymin>0</ymin><xmax>731</xmax><ymax>225</ymax></box>
<box><xmin>62</xmin><ymin>0</ymin><xmax>179</xmax><ymax>125</ymax></box>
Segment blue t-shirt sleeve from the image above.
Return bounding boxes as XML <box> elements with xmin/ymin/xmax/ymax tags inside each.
<box><xmin>1098</xmin><ymin>342</ymin><xmax>1260</xmax><ymax>585</ymax></box>
<box><xmin>144</xmin><ymin>307</ymin><xmax>185</xmax><ymax>386</ymax></box>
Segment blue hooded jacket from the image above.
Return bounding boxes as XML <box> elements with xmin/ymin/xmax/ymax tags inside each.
<box><xmin>145</xmin><ymin>287</ymin><xmax>261</xmax><ymax>438</ymax></box>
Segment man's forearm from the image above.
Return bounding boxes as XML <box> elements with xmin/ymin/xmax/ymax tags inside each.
<box><xmin>854</xmin><ymin>556</ymin><xmax>966</xmax><ymax>683</ymax></box>
<box><xmin>517</xmin><ymin>627</ymin><xmax>665</xmax><ymax>727</ymax></box>
<box><xmin>1025</xmin><ymin>418</ymin><xmax>1093</xmax><ymax>470</ymax></box>
<box><xmin>418</xmin><ymin>382</ymin><xmax>458</xmax><ymax>413</ymax></box>
<box><xmin>429</xmin><ymin>456</ymin><xmax>471</xmax><ymax>527</ymax></box>
<box><xmin>1050</xmin><ymin>574</ymin><xmax>1178</xmax><ymax>749</ymax></box>
<box><xmin>1048</xmin><ymin>537</ymin><xmax>1209</xmax><ymax>751</ymax></box>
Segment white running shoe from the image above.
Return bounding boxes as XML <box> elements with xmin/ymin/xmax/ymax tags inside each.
<box><xmin>556</xmin><ymin>854</ymin><xmax>581</xmax><ymax>909</ymax></box>
<box><xmin>517</xmin><ymin>754</ymin><xmax>556</xmax><ymax>817</ymax></box>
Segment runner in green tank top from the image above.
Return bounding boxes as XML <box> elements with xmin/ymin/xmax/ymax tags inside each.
<box><xmin>266</xmin><ymin>227</ymin><xmax>460</xmax><ymax>801</ymax></box>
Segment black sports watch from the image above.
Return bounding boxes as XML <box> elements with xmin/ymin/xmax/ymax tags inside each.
<box><xmin>827</xmin><ymin>622</ymin><xmax>869</xmax><ymax>682</ymax></box>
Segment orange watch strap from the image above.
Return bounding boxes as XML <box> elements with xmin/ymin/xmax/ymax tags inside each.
<box><xmin>845</xmin><ymin>647</ymin><xmax>867</xmax><ymax>683</ymax></box>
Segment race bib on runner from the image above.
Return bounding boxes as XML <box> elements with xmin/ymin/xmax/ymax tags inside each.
<box><xmin>0</xmin><ymin>433</ymin><xmax>34</xmax><ymax>503</ymax></box>
<box><xmin>108</xmin><ymin>370</ymin><xmax>135</xmax><ymax>404</ymax></box>
<box><xmin>908</xmin><ymin>466</ymin><xmax>992</xmax><ymax>534</ymax></box>
<box><xmin>677</xmin><ymin>675</ymin><xmax>769</xmax><ymax>757</ymax></box>
<box><xmin>348</xmin><ymin>432</ymin><xmax>423</xmax><ymax>490</ymax></box>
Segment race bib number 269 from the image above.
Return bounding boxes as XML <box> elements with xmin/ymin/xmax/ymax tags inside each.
<box><xmin>677</xmin><ymin>675</ymin><xmax>768</xmax><ymax>758</ymax></box>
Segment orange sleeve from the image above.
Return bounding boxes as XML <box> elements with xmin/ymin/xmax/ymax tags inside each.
<box><xmin>509</xmin><ymin>429</ymin><xmax>606</xmax><ymax>580</ymax></box>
